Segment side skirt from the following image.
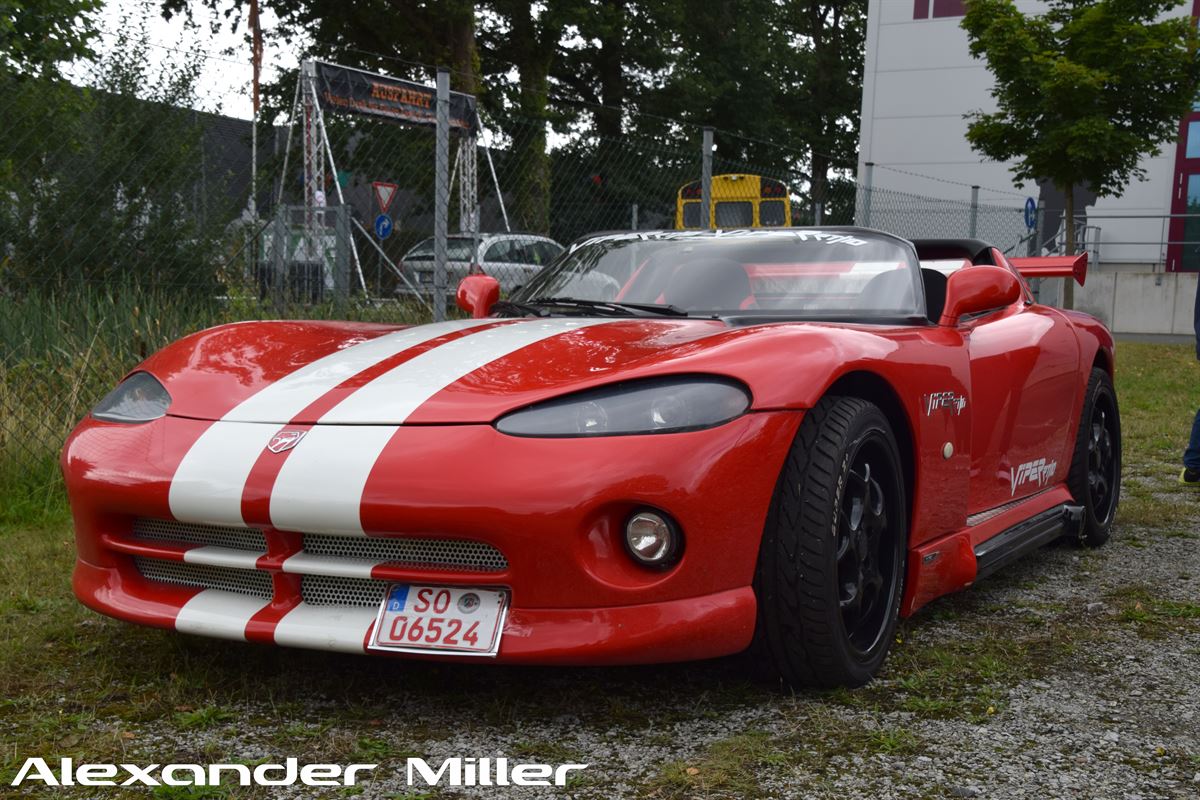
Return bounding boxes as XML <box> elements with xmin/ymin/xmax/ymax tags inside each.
<box><xmin>972</xmin><ymin>503</ymin><xmax>1083</xmax><ymax>581</ymax></box>
<box><xmin>901</xmin><ymin>488</ymin><xmax>1081</xmax><ymax>616</ymax></box>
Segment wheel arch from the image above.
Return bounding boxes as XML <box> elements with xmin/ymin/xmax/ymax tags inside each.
<box><xmin>822</xmin><ymin>370</ymin><xmax>916</xmax><ymax>526</ymax></box>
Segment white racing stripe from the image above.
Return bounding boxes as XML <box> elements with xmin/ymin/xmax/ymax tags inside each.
<box><xmin>281</xmin><ymin>552</ymin><xmax>378</xmax><ymax>579</ymax></box>
<box><xmin>273</xmin><ymin>603</ymin><xmax>377</xmax><ymax>652</ymax></box>
<box><xmin>174</xmin><ymin>590</ymin><xmax>267</xmax><ymax>640</ymax></box>
<box><xmin>168</xmin><ymin>320</ymin><xmax>491</xmax><ymax>527</ymax></box>
<box><xmin>182</xmin><ymin>546</ymin><xmax>264</xmax><ymax>570</ymax></box>
<box><xmin>321</xmin><ymin>318</ymin><xmax>608</xmax><ymax>424</ymax></box>
<box><xmin>171</xmin><ymin>318</ymin><xmax>610</xmax><ymax>535</ymax></box>
<box><xmin>169</xmin><ymin>422</ymin><xmax>280</xmax><ymax>526</ymax></box>
<box><xmin>223</xmin><ymin>319</ymin><xmax>494</xmax><ymax>423</ymax></box>
<box><xmin>268</xmin><ymin>426</ymin><xmax>396</xmax><ymax>535</ymax></box>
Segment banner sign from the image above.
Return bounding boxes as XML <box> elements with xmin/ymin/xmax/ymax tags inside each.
<box><xmin>313</xmin><ymin>61</ymin><xmax>479</xmax><ymax>136</ymax></box>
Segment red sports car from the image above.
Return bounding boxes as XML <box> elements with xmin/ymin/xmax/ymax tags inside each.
<box><xmin>63</xmin><ymin>228</ymin><xmax>1120</xmax><ymax>687</ymax></box>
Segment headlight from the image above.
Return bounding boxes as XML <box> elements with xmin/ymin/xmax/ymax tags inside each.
<box><xmin>92</xmin><ymin>372</ymin><xmax>171</xmax><ymax>423</ymax></box>
<box><xmin>495</xmin><ymin>376</ymin><xmax>750</xmax><ymax>437</ymax></box>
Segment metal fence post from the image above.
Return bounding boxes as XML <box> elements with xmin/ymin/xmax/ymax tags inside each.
<box><xmin>434</xmin><ymin>68</ymin><xmax>450</xmax><ymax>321</ymax></box>
<box><xmin>334</xmin><ymin>203</ymin><xmax>350</xmax><ymax>306</ymax></box>
<box><xmin>862</xmin><ymin>161</ymin><xmax>874</xmax><ymax>228</ymax></box>
<box><xmin>1034</xmin><ymin>206</ymin><xmax>1045</xmax><ymax>256</ymax></box>
<box><xmin>701</xmin><ymin>126</ymin><xmax>713</xmax><ymax>229</ymax></box>
<box><xmin>271</xmin><ymin>209</ymin><xmax>286</xmax><ymax>314</ymax></box>
<box><xmin>969</xmin><ymin>185</ymin><xmax>979</xmax><ymax>239</ymax></box>
<box><xmin>814</xmin><ymin>201</ymin><xmax>823</xmax><ymax>226</ymax></box>
<box><xmin>631</xmin><ymin>203</ymin><xmax>638</xmax><ymax>230</ymax></box>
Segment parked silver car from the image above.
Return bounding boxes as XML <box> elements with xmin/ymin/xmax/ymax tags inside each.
<box><xmin>397</xmin><ymin>233</ymin><xmax>564</xmax><ymax>299</ymax></box>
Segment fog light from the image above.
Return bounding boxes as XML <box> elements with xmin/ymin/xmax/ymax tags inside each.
<box><xmin>624</xmin><ymin>510</ymin><xmax>681</xmax><ymax>568</ymax></box>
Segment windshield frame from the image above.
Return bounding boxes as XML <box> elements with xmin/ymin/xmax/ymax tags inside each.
<box><xmin>511</xmin><ymin>227</ymin><xmax>928</xmax><ymax>325</ymax></box>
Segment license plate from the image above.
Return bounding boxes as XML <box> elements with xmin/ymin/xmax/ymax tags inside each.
<box><xmin>369</xmin><ymin>585</ymin><xmax>508</xmax><ymax>656</ymax></box>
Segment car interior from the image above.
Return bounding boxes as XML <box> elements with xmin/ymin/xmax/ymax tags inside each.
<box><xmin>911</xmin><ymin>238</ymin><xmax>1007</xmax><ymax>323</ymax></box>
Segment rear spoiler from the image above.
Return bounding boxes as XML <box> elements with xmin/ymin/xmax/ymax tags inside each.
<box><xmin>1008</xmin><ymin>253</ymin><xmax>1087</xmax><ymax>286</ymax></box>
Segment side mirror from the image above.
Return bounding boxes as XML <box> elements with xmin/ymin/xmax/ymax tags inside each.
<box><xmin>456</xmin><ymin>275</ymin><xmax>500</xmax><ymax>318</ymax></box>
<box><xmin>938</xmin><ymin>266</ymin><xmax>1022</xmax><ymax>326</ymax></box>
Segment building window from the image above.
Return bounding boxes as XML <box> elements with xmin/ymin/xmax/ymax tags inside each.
<box><xmin>1188</xmin><ymin>120</ymin><xmax>1200</xmax><ymax>159</ymax></box>
<box><xmin>914</xmin><ymin>0</ymin><xmax>966</xmax><ymax>18</ymax></box>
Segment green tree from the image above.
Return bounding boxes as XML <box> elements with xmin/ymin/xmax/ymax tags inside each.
<box><xmin>162</xmin><ymin>0</ymin><xmax>482</xmax><ymax>95</ymax></box>
<box><xmin>1</xmin><ymin>15</ymin><xmax>229</xmax><ymax>291</ymax></box>
<box><xmin>962</xmin><ymin>0</ymin><xmax>1200</xmax><ymax>306</ymax></box>
<box><xmin>788</xmin><ymin>1</ymin><xmax>865</xmax><ymax>218</ymax></box>
<box><xmin>0</xmin><ymin>0</ymin><xmax>100</xmax><ymax>76</ymax></box>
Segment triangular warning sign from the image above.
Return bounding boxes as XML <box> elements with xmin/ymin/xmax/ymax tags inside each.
<box><xmin>373</xmin><ymin>181</ymin><xmax>398</xmax><ymax>214</ymax></box>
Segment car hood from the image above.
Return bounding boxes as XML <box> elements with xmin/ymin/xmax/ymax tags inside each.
<box><xmin>142</xmin><ymin>316</ymin><xmax>766</xmax><ymax>425</ymax></box>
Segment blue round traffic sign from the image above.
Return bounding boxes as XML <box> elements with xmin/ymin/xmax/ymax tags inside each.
<box><xmin>374</xmin><ymin>214</ymin><xmax>393</xmax><ymax>239</ymax></box>
<box><xmin>1024</xmin><ymin>197</ymin><xmax>1037</xmax><ymax>230</ymax></box>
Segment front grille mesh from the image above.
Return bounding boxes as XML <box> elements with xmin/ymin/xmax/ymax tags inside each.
<box><xmin>132</xmin><ymin>518</ymin><xmax>267</xmax><ymax>552</ymax></box>
<box><xmin>127</xmin><ymin>519</ymin><xmax>505</xmax><ymax>607</ymax></box>
<box><xmin>134</xmin><ymin>557</ymin><xmax>273</xmax><ymax>599</ymax></box>
<box><xmin>302</xmin><ymin>574</ymin><xmax>388</xmax><ymax>608</ymax></box>
<box><xmin>304</xmin><ymin>533</ymin><xmax>508</xmax><ymax>573</ymax></box>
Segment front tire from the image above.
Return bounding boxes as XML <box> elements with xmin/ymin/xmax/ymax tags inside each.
<box><xmin>1067</xmin><ymin>368</ymin><xmax>1121</xmax><ymax>547</ymax></box>
<box><xmin>752</xmin><ymin>396</ymin><xmax>907</xmax><ymax>689</ymax></box>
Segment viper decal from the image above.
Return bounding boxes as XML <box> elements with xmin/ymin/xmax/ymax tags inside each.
<box><xmin>1010</xmin><ymin>457</ymin><xmax>1057</xmax><ymax>496</ymax></box>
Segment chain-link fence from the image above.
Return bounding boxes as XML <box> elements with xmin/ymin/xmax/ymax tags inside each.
<box><xmin>0</xmin><ymin>36</ymin><xmax>1028</xmax><ymax>517</ymax></box>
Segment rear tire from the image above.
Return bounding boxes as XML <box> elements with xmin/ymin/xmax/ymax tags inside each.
<box><xmin>751</xmin><ymin>396</ymin><xmax>907</xmax><ymax>689</ymax></box>
<box><xmin>1067</xmin><ymin>368</ymin><xmax>1121</xmax><ymax>547</ymax></box>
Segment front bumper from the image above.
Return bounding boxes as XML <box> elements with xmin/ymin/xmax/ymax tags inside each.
<box><xmin>64</xmin><ymin>411</ymin><xmax>800</xmax><ymax>664</ymax></box>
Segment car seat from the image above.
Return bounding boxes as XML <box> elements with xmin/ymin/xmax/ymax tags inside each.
<box><xmin>920</xmin><ymin>268</ymin><xmax>948</xmax><ymax>323</ymax></box>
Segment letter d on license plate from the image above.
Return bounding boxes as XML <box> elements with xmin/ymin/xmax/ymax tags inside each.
<box><xmin>369</xmin><ymin>585</ymin><xmax>508</xmax><ymax>657</ymax></box>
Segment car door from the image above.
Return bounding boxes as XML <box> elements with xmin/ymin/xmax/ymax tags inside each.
<box><xmin>961</xmin><ymin>256</ymin><xmax>1081</xmax><ymax>515</ymax></box>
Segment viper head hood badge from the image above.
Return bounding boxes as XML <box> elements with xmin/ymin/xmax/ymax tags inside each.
<box><xmin>267</xmin><ymin>430</ymin><xmax>307</xmax><ymax>454</ymax></box>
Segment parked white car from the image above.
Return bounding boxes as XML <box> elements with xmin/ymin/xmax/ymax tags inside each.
<box><xmin>397</xmin><ymin>233</ymin><xmax>564</xmax><ymax>300</ymax></box>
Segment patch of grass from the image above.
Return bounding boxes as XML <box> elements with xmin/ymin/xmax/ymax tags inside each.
<box><xmin>1111</xmin><ymin>342</ymin><xmax>1197</xmax><ymax>529</ymax></box>
<box><xmin>174</xmin><ymin>706</ymin><xmax>237</xmax><ymax>729</ymax></box>
<box><xmin>645</xmin><ymin>731</ymin><xmax>776</xmax><ymax>799</ymax></box>
<box><xmin>1108</xmin><ymin>586</ymin><xmax>1200</xmax><ymax>637</ymax></box>
<box><xmin>150</xmin><ymin>785</ymin><xmax>231</xmax><ymax>799</ymax></box>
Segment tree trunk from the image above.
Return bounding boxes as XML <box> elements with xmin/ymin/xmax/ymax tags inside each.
<box><xmin>508</xmin><ymin>7</ymin><xmax>553</xmax><ymax>234</ymax></box>
<box><xmin>1063</xmin><ymin>183</ymin><xmax>1075</xmax><ymax>309</ymax></box>
<box><xmin>447</xmin><ymin>2</ymin><xmax>479</xmax><ymax>97</ymax></box>
<box><xmin>594</xmin><ymin>0</ymin><xmax>625</xmax><ymax>139</ymax></box>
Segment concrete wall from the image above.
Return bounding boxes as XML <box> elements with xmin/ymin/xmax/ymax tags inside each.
<box><xmin>1038</xmin><ymin>272</ymin><xmax>1198</xmax><ymax>335</ymax></box>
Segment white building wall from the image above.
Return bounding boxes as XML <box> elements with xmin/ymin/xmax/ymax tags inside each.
<box><xmin>857</xmin><ymin>0</ymin><xmax>1190</xmax><ymax>270</ymax></box>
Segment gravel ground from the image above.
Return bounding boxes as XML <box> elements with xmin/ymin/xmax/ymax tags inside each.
<box><xmin>78</xmin><ymin>512</ymin><xmax>1194</xmax><ymax>800</ymax></box>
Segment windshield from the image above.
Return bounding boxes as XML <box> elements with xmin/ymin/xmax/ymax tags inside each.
<box><xmin>511</xmin><ymin>229</ymin><xmax>925</xmax><ymax>320</ymax></box>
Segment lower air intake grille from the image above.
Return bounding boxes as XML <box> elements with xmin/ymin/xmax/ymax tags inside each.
<box><xmin>132</xmin><ymin>518</ymin><xmax>267</xmax><ymax>553</ymax></box>
<box><xmin>304</xmin><ymin>534</ymin><xmax>508</xmax><ymax>573</ymax></box>
<box><xmin>134</xmin><ymin>557</ymin><xmax>273</xmax><ymax>600</ymax></box>
<box><xmin>301</xmin><ymin>574</ymin><xmax>388</xmax><ymax>608</ymax></box>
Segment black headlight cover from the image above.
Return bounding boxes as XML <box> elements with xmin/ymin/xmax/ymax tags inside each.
<box><xmin>91</xmin><ymin>372</ymin><xmax>172</xmax><ymax>423</ymax></box>
<box><xmin>495</xmin><ymin>376</ymin><xmax>751</xmax><ymax>437</ymax></box>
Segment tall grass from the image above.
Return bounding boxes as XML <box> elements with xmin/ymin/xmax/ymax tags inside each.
<box><xmin>0</xmin><ymin>285</ymin><xmax>429</xmax><ymax>527</ymax></box>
